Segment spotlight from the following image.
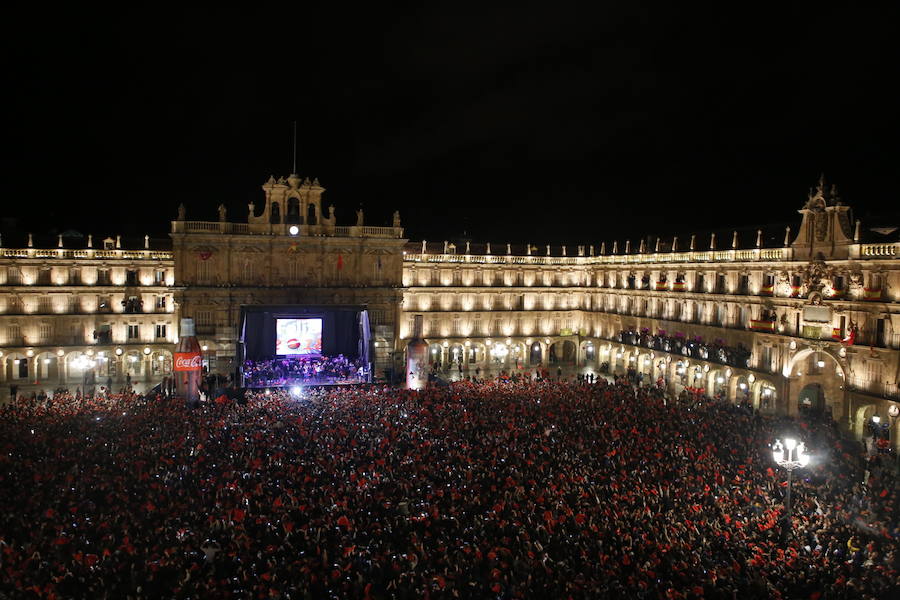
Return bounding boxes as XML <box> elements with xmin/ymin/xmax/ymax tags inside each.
<box><xmin>289</xmin><ymin>225</ymin><xmax>299</xmax><ymax>236</ymax></box>
<box><xmin>290</xmin><ymin>386</ymin><xmax>302</xmax><ymax>397</ymax></box>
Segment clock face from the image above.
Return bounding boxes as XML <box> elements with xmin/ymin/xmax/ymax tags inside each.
<box><xmin>889</xmin><ymin>404</ymin><xmax>900</xmax><ymax>418</ymax></box>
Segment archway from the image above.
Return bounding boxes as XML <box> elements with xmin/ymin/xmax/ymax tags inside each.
<box><xmin>798</xmin><ymin>383</ymin><xmax>826</xmax><ymax>415</ymax></box>
<box><xmin>151</xmin><ymin>350</ymin><xmax>173</xmax><ymax>377</ymax></box>
<box><xmin>853</xmin><ymin>404</ymin><xmax>878</xmax><ymax>441</ymax></box>
<box><xmin>734</xmin><ymin>375</ymin><xmax>751</xmax><ymax>405</ymax></box>
<box><xmin>34</xmin><ymin>352</ymin><xmax>59</xmax><ymax>383</ymax></box>
<box><xmin>4</xmin><ymin>353</ymin><xmax>29</xmax><ymax>381</ymax></box>
<box><xmin>286</xmin><ymin>197</ymin><xmax>300</xmax><ymax>224</ymax></box>
<box><xmin>306</xmin><ymin>203</ymin><xmax>317</xmax><ymax>225</ymax></box>
<box><xmin>529</xmin><ymin>341</ymin><xmax>543</xmax><ymax>366</ymax></box>
<box><xmin>124</xmin><ymin>350</ymin><xmax>144</xmax><ymax>381</ymax></box>
<box><xmin>558</xmin><ymin>340</ymin><xmax>576</xmax><ymax>363</ymax></box>
<box><xmin>710</xmin><ymin>369</ymin><xmax>728</xmax><ymax>399</ymax></box>
<box><xmin>427</xmin><ymin>343</ymin><xmax>443</xmax><ymax>369</ymax></box>
<box><xmin>754</xmin><ymin>380</ymin><xmax>777</xmax><ymax>412</ymax></box>
<box><xmin>581</xmin><ymin>341</ymin><xmax>596</xmax><ymax>365</ymax></box>
<box><xmin>270</xmin><ymin>201</ymin><xmax>281</xmax><ymax>224</ymax></box>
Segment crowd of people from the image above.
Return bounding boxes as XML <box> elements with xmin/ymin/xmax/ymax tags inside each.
<box><xmin>1</xmin><ymin>380</ymin><xmax>897</xmax><ymax>599</ymax></box>
<box><xmin>617</xmin><ymin>328</ymin><xmax>753</xmax><ymax>368</ymax></box>
<box><xmin>241</xmin><ymin>354</ymin><xmax>369</xmax><ymax>387</ymax></box>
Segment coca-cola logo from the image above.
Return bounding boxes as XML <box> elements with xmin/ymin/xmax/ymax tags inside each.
<box><xmin>174</xmin><ymin>353</ymin><xmax>203</xmax><ymax>371</ymax></box>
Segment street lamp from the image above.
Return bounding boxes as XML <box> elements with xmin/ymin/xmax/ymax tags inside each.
<box><xmin>772</xmin><ymin>438</ymin><xmax>810</xmax><ymax>522</ymax></box>
<box><xmin>888</xmin><ymin>404</ymin><xmax>899</xmax><ymax>462</ymax></box>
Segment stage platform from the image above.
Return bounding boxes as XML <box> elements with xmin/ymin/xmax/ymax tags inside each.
<box><xmin>244</xmin><ymin>377</ymin><xmax>371</xmax><ymax>389</ymax></box>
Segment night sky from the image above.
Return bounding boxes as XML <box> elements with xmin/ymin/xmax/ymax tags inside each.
<box><xmin>4</xmin><ymin>5</ymin><xmax>898</xmax><ymax>246</ymax></box>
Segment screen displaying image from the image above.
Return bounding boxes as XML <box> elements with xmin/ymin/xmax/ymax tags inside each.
<box><xmin>275</xmin><ymin>318</ymin><xmax>322</xmax><ymax>356</ymax></box>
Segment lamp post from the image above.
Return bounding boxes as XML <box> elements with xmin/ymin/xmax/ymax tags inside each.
<box><xmin>772</xmin><ymin>438</ymin><xmax>810</xmax><ymax>521</ymax></box>
<box><xmin>888</xmin><ymin>404</ymin><xmax>899</xmax><ymax>463</ymax></box>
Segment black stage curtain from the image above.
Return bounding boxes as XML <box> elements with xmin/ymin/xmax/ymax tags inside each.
<box><xmin>240</xmin><ymin>306</ymin><xmax>363</xmax><ymax>362</ymax></box>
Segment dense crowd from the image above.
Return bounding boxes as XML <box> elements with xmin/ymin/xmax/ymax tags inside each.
<box><xmin>618</xmin><ymin>328</ymin><xmax>753</xmax><ymax>368</ymax></box>
<box><xmin>241</xmin><ymin>354</ymin><xmax>368</xmax><ymax>387</ymax></box>
<box><xmin>0</xmin><ymin>381</ymin><xmax>897</xmax><ymax>599</ymax></box>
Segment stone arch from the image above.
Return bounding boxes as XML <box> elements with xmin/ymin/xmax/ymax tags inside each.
<box><xmin>528</xmin><ymin>340</ymin><xmax>544</xmax><ymax>365</ymax></box>
<box><xmin>798</xmin><ymin>383</ymin><xmax>826</xmax><ymax>412</ymax></box>
<box><xmin>734</xmin><ymin>374</ymin><xmax>751</xmax><ymax>403</ymax></box>
<box><xmin>580</xmin><ymin>340</ymin><xmax>597</xmax><ymax>365</ymax></box>
<box><xmin>853</xmin><ymin>403</ymin><xmax>878</xmax><ymax>440</ymax></box>
<box><xmin>783</xmin><ymin>347</ymin><xmax>847</xmax><ymax>379</ymax></box>
<box><xmin>448</xmin><ymin>343</ymin><xmax>465</xmax><ymax>367</ymax></box>
<box><xmin>4</xmin><ymin>352</ymin><xmax>29</xmax><ymax>381</ymax></box>
<box><xmin>34</xmin><ymin>351</ymin><xmax>59</xmax><ymax>382</ymax></box>
<box><xmin>270</xmin><ymin>201</ymin><xmax>282</xmax><ymax>224</ymax></box>
<box><xmin>151</xmin><ymin>349</ymin><xmax>173</xmax><ymax>377</ymax></box>
<box><xmin>709</xmin><ymin>368</ymin><xmax>728</xmax><ymax>398</ymax></box>
<box><xmin>286</xmin><ymin>197</ymin><xmax>301</xmax><ymax>224</ymax></box>
<box><xmin>752</xmin><ymin>379</ymin><xmax>778</xmax><ymax>412</ymax></box>
<box><xmin>427</xmin><ymin>343</ymin><xmax>444</xmax><ymax>367</ymax></box>
<box><xmin>123</xmin><ymin>350</ymin><xmax>144</xmax><ymax>379</ymax></box>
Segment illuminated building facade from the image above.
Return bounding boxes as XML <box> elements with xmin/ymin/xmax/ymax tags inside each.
<box><xmin>0</xmin><ymin>234</ymin><xmax>176</xmax><ymax>390</ymax></box>
<box><xmin>401</xmin><ymin>178</ymin><xmax>900</xmax><ymax>446</ymax></box>
<box><xmin>1</xmin><ymin>175</ymin><xmax>898</xmax><ymax>448</ymax></box>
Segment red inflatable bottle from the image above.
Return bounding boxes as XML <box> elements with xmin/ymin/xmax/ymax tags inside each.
<box><xmin>175</xmin><ymin>318</ymin><xmax>203</xmax><ymax>402</ymax></box>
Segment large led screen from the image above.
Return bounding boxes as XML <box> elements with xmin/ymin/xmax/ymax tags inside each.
<box><xmin>275</xmin><ymin>318</ymin><xmax>323</xmax><ymax>356</ymax></box>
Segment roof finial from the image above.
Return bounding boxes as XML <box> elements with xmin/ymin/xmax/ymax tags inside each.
<box><xmin>784</xmin><ymin>226</ymin><xmax>791</xmax><ymax>247</ymax></box>
<box><xmin>755</xmin><ymin>229</ymin><xmax>762</xmax><ymax>248</ymax></box>
<box><xmin>709</xmin><ymin>232</ymin><xmax>716</xmax><ymax>250</ymax></box>
<box><xmin>58</xmin><ymin>234</ymin><xmax>63</xmax><ymax>248</ymax></box>
<box><xmin>600</xmin><ymin>242</ymin><xmax>606</xmax><ymax>255</ymax></box>
<box><xmin>28</xmin><ymin>233</ymin><xmax>33</xmax><ymax>248</ymax></box>
<box><xmin>731</xmin><ymin>231</ymin><xmax>739</xmax><ymax>249</ymax></box>
<box><xmin>853</xmin><ymin>219</ymin><xmax>861</xmax><ymax>242</ymax></box>
<box><xmin>689</xmin><ymin>234</ymin><xmax>696</xmax><ymax>251</ymax></box>
<box><xmin>625</xmin><ymin>240</ymin><xmax>632</xmax><ymax>254</ymax></box>
<box><xmin>672</xmin><ymin>235</ymin><xmax>678</xmax><ymax>252</ymax></box>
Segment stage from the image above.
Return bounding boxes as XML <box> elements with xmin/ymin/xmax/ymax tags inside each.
<box><xmin>237</xmin><ymin>304</ymin><xmax>373</xmax><ymax>388</ymax></box>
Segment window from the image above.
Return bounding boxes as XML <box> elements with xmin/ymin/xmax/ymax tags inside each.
<box><xmin>38</xmin><ymin>296</ymin><xmax>52</xmax><ymax>313</ymax></box>
<box><xmin>195</xmin><ymin>310</ymin><xmax>213</xmax><ymax>327</ymax></box>
<box><xmin>6</xmin><ymin>324</ymin><xmax>21</xmax><ymax>344</ymax></box>
<box><xmin>98</xmin><ymin>296</ymin><xmax>112</xmax><ymax>313</ymax></box>
<box><xmin>123</xmin><ymin>296</ymin><xmax>143</xmax><ymax>314</ymax></box>
<box><xmin>97</xmin><ymin>269</ymin><xmax>111</xmax><ymax>285</ymax></box>
<box><xmin>695</xmin><ymin>273</ymin><xmax>705</xmax><ymax>292</ymax></box>
<box><xmin>155</xmin><ymin>295</ymin><xmax>167</xmax><ymax>310</ymax></box>
<box><xmin>155</xmin><ymin>324</ymin><xmax>167</xmax><ymax>339</ymax></box>
<box><xmin>125</xmin><ymin>270</ymin><xmax>139</xmax><ymax>286</ymax></box>
<box><xmin>154</xmin><ymin>269</ymin><xmax>166</xmax><ymax>285</ymax></box>
<box><xmin>7</xmin><ymin>267</ymin><xmax>22</xmax><ymax>285</ymax></box>
<box><xmin>127</xmin><ymin>324</ymin><xmax>140</xmax><ymax>340</ymax></box>
<box><xmin>197</xmin><ymin>260</ymin><xmax>211</xmax><ymax>284</ymax></box>
<box><xmin>39</xmin><ymin>324</ymin><xmax>52</xmax><ymax>342</ymax></box>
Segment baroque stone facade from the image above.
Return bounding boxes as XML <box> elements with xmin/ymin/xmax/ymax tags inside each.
<box><xmin>1</xmin><ymin>175</ymin><xmax>898</xmax><ymax>449</ymax></box>
<box><xmin>400</xmin><ymin>178</ymin><xmax>900</xmax><ymax>448</ymax></box>
<box><xmin>170</xmin><ymin>174</ymin><xmax>406</xmax><ymax>376</ymax></box>
<box><xmin>0</xmin><ymin>235</ymin><xmax>176</xmax><ymax>391</ymax></box>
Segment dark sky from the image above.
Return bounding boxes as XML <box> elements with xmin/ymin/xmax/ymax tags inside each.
<box><xmin>4</xmin><ymin>5</ymin><xmax>899</xmax><ymax>246</ymax></box>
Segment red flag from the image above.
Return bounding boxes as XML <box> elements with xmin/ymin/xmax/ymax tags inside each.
<box><xmin>337</xmin><ymin>254</ymin><xmax>344</xmax><ymax>270</ymax></box>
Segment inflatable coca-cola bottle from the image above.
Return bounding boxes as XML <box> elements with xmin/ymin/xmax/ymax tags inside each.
<box><xmin>175</xmin><ymin>318</ymin><xmax>203</xmax><ymax>403</ymax></box>
<box><xmin>406</xmin><ymin>315</ymin><xmax>428</xmax><ymax>390</ymax></box>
